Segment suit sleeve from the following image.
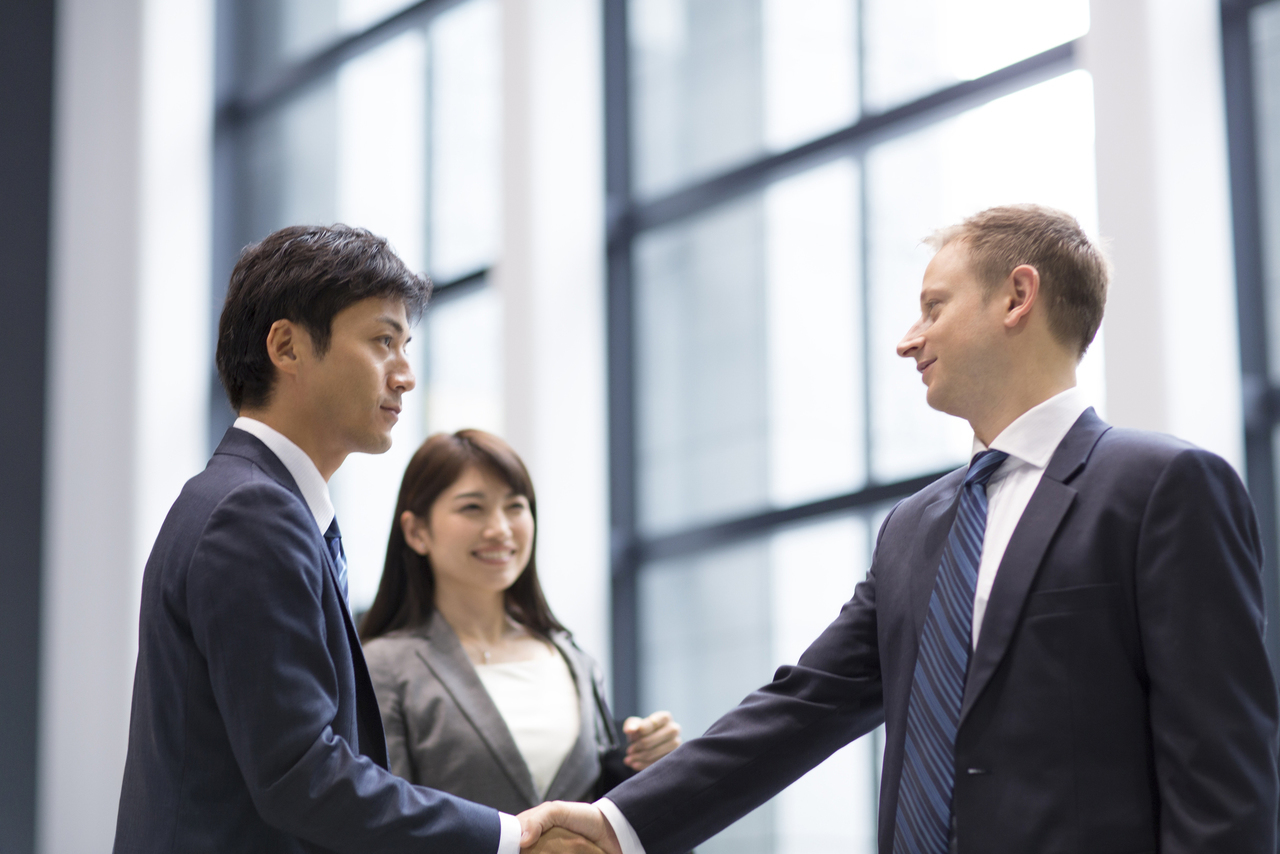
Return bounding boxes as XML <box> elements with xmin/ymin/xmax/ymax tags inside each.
<box><xmin>604</xmin><ymin>514</ymin><xmax>893</xmax><ymax>854</ymax></box>
<box><xmin>1136</xmin><ymin>449</ymin><xmax>1279</xmax><ymax>852</ymax></box>
<box><xmin>186</xmin><ymin>481</ymin><xmax>501</xmax><ymax>854</ymax></box>
<box><xmin>364</xmin><ymin>640</ymin><xmax>418</xmax><ymax>784</ymax></box>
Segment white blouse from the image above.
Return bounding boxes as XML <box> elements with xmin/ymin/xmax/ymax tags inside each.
<box><xmin>474</xmin><ymin>649</ymin><xmax>581</xmax><ymax>798</ymax></box>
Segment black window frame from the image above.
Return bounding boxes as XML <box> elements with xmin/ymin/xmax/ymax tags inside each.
<box><xmin>211</xmin><ymin>0</ymin><xmax>492</xmax><ymax>446</ymax></box>
<box><xmin>1222</xmin><ymin>0</ymin><xmax>1280</xmax><ymax>672</ymax></box>
<box><xmin>602</xmin><ymin>0</ymin><xmax>1086</xmax><ymax>716</ymax></box>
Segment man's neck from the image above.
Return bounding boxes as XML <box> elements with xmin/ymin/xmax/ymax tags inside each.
<box><xmin>238</xmin><ymin>406</ymin><xmax>345</xmax><ymax>481</ymax></box>
<box><xmin>968</xmin><ymin>376</ymin><xmax>1077</xmax><ymax>448</ymax></box>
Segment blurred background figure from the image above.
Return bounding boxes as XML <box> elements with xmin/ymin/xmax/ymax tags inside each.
<box><xmin>6</xmin><ymin>1</ymin><xmax>1280</xmax><ymax>853</ymax></box>
<box><xmin>360</xmin><ymin>430</ymin><xmax>681</xmax><ymax>811</ymax></box>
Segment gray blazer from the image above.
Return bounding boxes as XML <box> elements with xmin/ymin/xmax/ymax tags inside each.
<box><xmin>363</xmin><ymin>611</ymin><xmax>628</xmax><ymax>814</ymax></box>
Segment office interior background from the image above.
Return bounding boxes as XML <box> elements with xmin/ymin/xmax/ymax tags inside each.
<box><xmin>2</xmin><ymin>0</ymin><xmax>1279</xmax><ymax>851</ymax></box>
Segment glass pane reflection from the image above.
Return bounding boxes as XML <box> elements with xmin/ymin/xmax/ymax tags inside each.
<box><xmin>240</xmin><ymin>0</ymin><xmax>423</xmax><ymax>79</ymax></box>
<box><xmin>635</xmin><ymin>159</ymin><xmax>864</xmax><ymax>536</ymax></box>
<box><xmin>862</xmin><ymin>0</ymin><xmax>1089</xmax><ymax>113</ymax></box>
<box><xmin>239</xmin><ymin>28</ymin><xmax>427</xmax><ymax>266</ymax></box>
<box><xmin>629</xmin><ymin>0</ymin><xmax>858</xmax><ymax>198</ymax></box>
<box><xmin>429</xmin><ymin>0</ymin><xmax>502</xmax><ymax>281</ymax></box>
<box><xmin>866</xmin><ymin>70</ymin><xmax>1102</xmax><ymax>483</ymax></box>
<box><xmin>423</xmin><ymin>285</ymin><xmax>505</xmax><ymax>436</ymax></box>
<box><xmin>639</xmin><ymin>514</ymin><xmax>879</xmax><ymax>854</ymax></box>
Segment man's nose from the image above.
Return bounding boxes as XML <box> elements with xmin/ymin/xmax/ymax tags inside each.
<box><xmin>897</xmin><ymin>321</ymin><xmax>924</xmax><ymax>359</ymax></box>
<box><xmin>392</xmin><ymin>360</ymin><xmax>415</xmax><ymax>393</ymax></box>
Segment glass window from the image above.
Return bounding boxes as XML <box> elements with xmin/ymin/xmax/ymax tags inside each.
<box><xmin>861</xmin><ymin>0</ymin><xmax>1089</xmax><ymax>113</ymax></box>
<box><xmin>240</xmin><ymin>0</ymin><xmax>423</xmax><ymax>79</ymax></box>
<box><xmin>428</xmin><ymin>0</ymin><xmax>501</xmax><ymax>280</ymax></box>
<box><xmin>238</xmin><ymin>28</ymin><xmax>428</xmax><ymax>267</ymax></box>
<box><xmin>629</xmin><ymin>0</ymin><xmax>858</xmax><ymax>197</ymax></box>
<box><xmin>635</xmin><ymin>159</ymin><xmax>864</xmax><ymax>535</ymax></box>
<box><xmin>639</xmin><ymin>514</ymin><xmax>880</xmax><ymax>854</ymax></box>
<box><xmin>225</xmin><ymin>0</ymin><xmax>503</xmax><ymax>613</ymax></box>
<box><xmin>865</xmin><ymin>70</ymin><xmax>1103</xmax><ymax>482</ymax></box>
<box><xmin>422</xmin><ymin>284</ymin><xmax>504</xmax><ymax>435</ymax></box>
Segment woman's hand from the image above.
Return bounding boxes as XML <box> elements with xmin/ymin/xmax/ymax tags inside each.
<box><xmin>621</xmin><ymin>710</ymin><xmax>682</xmax><ymax>770</ymax></box>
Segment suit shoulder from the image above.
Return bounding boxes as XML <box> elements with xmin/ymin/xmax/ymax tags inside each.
<box><xmin>363</xmin><ymin>631</ymin><xmax>431</xmax><ymax>678</ymax></box>
<box><xmin>886</xmin><ymin>466</ymin><xmax>966</xmax><ymax>520</ymax></box>
<box><xmin>1093</xmin><ymin>427</ymin><xmax>1238</xmax><ymax>480</ymax></box>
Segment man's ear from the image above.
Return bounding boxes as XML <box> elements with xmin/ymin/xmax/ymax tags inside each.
<box><xmin>264</xmin><ymin>319</ymin><xmax>304</xmax><ymax>377</ymax></box>
<box><xmin>1003</xmin><ymin>264</ymin><xmax>1040</xmax><ymax>328</ymax></box>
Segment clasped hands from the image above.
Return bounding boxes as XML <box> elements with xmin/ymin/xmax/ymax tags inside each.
<box><xmin>518</xmin><ymin>801</ymin><xmax>617</xmax><ymax>854</ymax></box>
<box><xmin>518</xmin><ymin>710</ymin><xmax>681</xmax><ymax>853</ymax></box>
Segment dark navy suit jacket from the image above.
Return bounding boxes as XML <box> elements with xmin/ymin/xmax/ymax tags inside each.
<box><xmin>113</xmin><ymin>427</ymin><xmax>501</xmax><ymax>853</ymax></box>
<box><xmin>607</xmin><ymin>410</ymin><xmax>1280</xmax><ymax>853</ymax></box>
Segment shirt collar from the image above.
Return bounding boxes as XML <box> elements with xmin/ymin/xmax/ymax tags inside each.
<box><xmin>970</xmin><ymin>387</ymin><xmax>1091</xmax><ymax>470</ymax></box>
<box><xmin>233</xmin><ymin>416</ymin><xmax>334</xmax><ymax>534</ymax></box>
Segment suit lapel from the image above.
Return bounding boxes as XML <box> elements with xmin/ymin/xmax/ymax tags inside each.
<box><xmin>215</xmin><ymin>427</ymin><xmax>389</xmax><ymax>767</ymax></box>
<box><xmin>413</xmin><ymin>614</ymin><xmax>540</xmax><ymax>806</ymax></box>
<box><xmin>910</xmin><ymin>482</ymin><xmax>966</xmax><ymax>640</ymax></box>
<box><xmin>958</xmin><ymin>409</ymin><xmax>1110</xmax><ymax>727</ymax></box>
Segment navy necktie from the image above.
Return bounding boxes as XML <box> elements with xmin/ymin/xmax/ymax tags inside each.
<box><xmin>894</xmin><ymin>449</ymin><xmax>1008</xmax><ymax>854</ymax></box>
<box><xmin>324</xmin><ymin>517</ymin><xmax>349</xmax><ymax>609</ymax></box>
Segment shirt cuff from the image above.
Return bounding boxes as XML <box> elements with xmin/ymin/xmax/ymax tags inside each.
<box><xmin>496</xmin><ymin>811</ymin><xmax>522</xmax><ymax>854</ymax></box>
<box><xmin>595</xmin><ymin>797</ymin><xmax>646</xmax><ymax>854</ymax></box>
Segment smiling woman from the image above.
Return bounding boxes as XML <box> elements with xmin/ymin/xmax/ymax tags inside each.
<box><xmin>358</xmin><ymin>430</ymin><xmax>683</xmax><ymax>813</ymax></box>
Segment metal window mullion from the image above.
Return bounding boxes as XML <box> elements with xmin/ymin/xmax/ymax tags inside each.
<box><xmin>1222</xmin><ymin>0</ymin><xmax>1280</xmax><ymax>672</ymax></box>
<box><xmin>604</xmin><ymin>0</ymin><xmax>641</xmax><ymax>719</ymax></box>
<box><xmin>610</xmin><ymin>40</ymin><xmax>1077</xmax><ymax>244</ymax></box>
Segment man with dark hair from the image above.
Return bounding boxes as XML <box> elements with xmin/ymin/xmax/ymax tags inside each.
<box><xmin>113</xmin><ymin>225</ymin><xmax>595</xmax><ymax>853</ymax></box>
<box><xmin>521</xmin><ymin>205</ymin><xmax>1280</xmax><ymax>853</ymax></box>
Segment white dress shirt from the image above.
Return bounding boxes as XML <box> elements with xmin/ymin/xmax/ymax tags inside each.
<box><xmin>233</xmin><ymin>417</ymin><xmax>523</xmax><ymax>853</ymax></box>
<box><xmin>597</xmin><ymin>387</ymin><xmax>1091</xmax><ymax>854</ymax></box>
<box><xmin>475</xmin><ymin>648</ymin><xmax>582</xmax><ymax>798</ymax></box>
<box><xmin>970</xmin><ymin>387</ymin><xmax>1089</xmax><ymax>648</ymax></box>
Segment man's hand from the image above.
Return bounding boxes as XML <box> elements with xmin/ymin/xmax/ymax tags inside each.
<box><xmin>622</xmin><ymin>710</ymin><xmax>682</xmax><ymax>770</ymax></box>
<box><xmin>523</xmin><ymin>827</ymin><xmax>606</xmax><ymax>854</ymax></box>
<box><xmin>518</xmin><ymin>801</ymin><xmax>622</xmax><ymax>854</ymax></box>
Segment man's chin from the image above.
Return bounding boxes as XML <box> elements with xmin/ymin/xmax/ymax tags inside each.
<box><xmin>924</xmin><ymin>387</ymin><xmax>965</xmax><ymax>420</ymax></box>
<box><xmin>352</xmin><ymin>432</ymin><xmax>394</xmax><ymax>456</ymax></box>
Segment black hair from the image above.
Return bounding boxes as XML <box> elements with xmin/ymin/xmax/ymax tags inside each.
<box><xmin>215</xmin><ymin>224</ymin><xmax>430</xmax><ymax>411</ymax></box>
<box><xmin>359</xmin><ymin>429</ymin><xmax>567</xmax><ymax>642</ymax></box>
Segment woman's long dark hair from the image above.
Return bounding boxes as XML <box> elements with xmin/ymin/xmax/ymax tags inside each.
<box><xmin>359</xmin><ymin>429</ymin><xmax>566</xmax><ymax>642</ymax></box>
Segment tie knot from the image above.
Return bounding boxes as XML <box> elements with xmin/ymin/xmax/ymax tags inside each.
<box><xmin>965</xmin><ymin>449</ymin><xmax>1009</xmax><ymax>488</ymax></box>
<box><xmin>324</xmin><ymin>517</ymin><xmax>341</xmax><ymax>543</ymax></box>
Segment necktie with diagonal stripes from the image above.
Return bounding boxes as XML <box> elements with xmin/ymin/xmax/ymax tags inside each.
<box><xmin>893</xmin><ymin>449</ymin><xmax>1008</xmax><ymax>854</ymax></box>
<box><xmin>324</xmin><ymin>517</ymin><xmax>349</xmax><ymax>609</ymax></box>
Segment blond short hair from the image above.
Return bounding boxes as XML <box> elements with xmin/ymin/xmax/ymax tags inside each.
<box><xmin>926</xmin><ymin>204</ymin><xmax>1109</xmax><ymax>357</ymax></box>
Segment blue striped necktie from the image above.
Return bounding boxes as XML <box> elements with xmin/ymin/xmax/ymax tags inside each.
<box><xmin>324</xmin><ymin>517</ymin><xmax>349</xmax><ymax>609</ymax></box>
<box><xmin>894</xmin><ymin>449</ymin><xmax>1008</xmax><ymax>854</ymax></box>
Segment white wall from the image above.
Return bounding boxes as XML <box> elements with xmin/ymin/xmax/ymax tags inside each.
<box><xmin>1085</xmin><ymin>0</ymin><xmax>1244</xmax><ymax>468</ymax></box>
<box><xmin>39</xmin><ymin>0</ymin><xmax>213</xmax><ymax>850</ymax></box>
<box><xmin>499</xmin><ymin>0</ymin><xmax>611</xmax><ymax>669</ymax></box>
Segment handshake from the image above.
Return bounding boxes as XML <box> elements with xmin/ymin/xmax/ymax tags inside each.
<box><xmin>517</xmin><ymin>801</ymin><xmax>622</xmax><ymax>854</ymax></box>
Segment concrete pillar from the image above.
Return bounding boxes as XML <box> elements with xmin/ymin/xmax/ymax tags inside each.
<box><xmin>39</xmin><ymin>0</ymin><xmax>213</xmax><ymax>850</ymax></box>
<box><xmin>1084</xmin><ymin>0</ymin><xmax>1243</xmax><ymax>467</ymax></box>
<box><xmin>499</xmin><ymin>0</ymin><xmax>611</xmax><ymax>665</ymax></box>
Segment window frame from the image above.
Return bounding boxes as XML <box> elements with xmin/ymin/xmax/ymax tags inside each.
<box><xmin>1221</xmin><ymin>0</ymin><xmax>1280</xmax><ymax>672</ymax></box>
<box><xmin>211</xmin><ymin>0</ymin><xmax>491</xmax><ymax>445</ymax></box>
<box><xmin>603</xmin><ymin>0</ymin><xmax>1086</xmax><ymax>716</ymax></box>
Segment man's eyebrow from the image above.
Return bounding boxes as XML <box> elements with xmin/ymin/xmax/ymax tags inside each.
<box><xmin>375</xmin><ymin>316</ymin><xmax>406</xmax><ymax>333</ymax></box>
